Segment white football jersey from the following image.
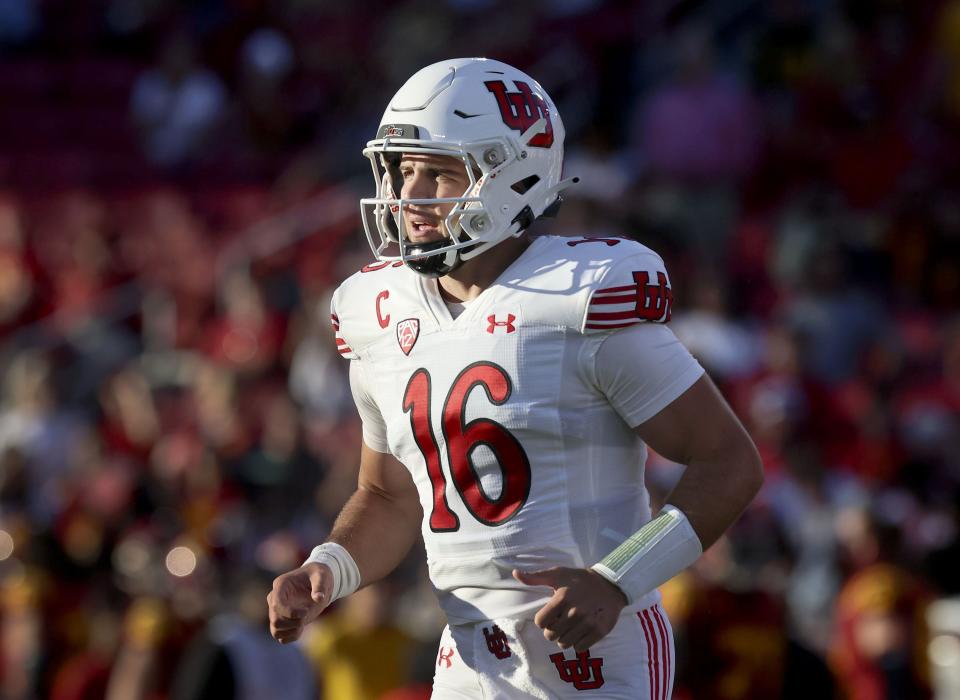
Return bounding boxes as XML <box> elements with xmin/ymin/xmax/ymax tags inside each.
<box><xmin>331</xmin><ymin>235</ymin><xmax>703</xmax><ymax>624</ymax></box>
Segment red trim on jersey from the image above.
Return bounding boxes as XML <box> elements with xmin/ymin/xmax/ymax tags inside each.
<box><xmin>594</xmin><ymin>283</ymin><xmax>638</xmax><ymax>294</ymax></box>
<box><xmin>331</xmin><ymin>314</ymin><xmax>340</xmax><ymax>330</ymax></box>
<box><xmin>639</xmin><ymin>611</ymin><xmax>659</xmax><ymax>700</ymax></box>
<box><xmin>337</xmin><ymin>347</ymin><xmax>352</xmax><ymax>355</ymax></box>
<box><xmin>336</xmin><ymin>338</ymin><xmax>347</xmax><ymax>346</ymax></box>
<box><xmin>584</xmin><ymin>320</ymin><xmax>642</xmax><ymax>330</ymax></box>
<box><xmin>589</xmin><ymin>294</ymin><xmax>638</xmax><ymax>305</ymax></box>
<box><xmin>653</xmin><ymin>606</ymin><xmax>671</xmax><ymax>698</ymax></box>
<box><xmin>587</xmin><ymin>309</ymin><xmax>647</xmax><ymax>321</ymax></box>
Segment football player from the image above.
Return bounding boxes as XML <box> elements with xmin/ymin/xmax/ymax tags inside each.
<box><xmin>268</xmin><ymin>57</ymin><xmax>763</xmax><ymax>699</ymax></box>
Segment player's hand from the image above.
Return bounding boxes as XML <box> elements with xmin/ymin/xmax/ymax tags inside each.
<box><xmin>267</xmin><ymin>562</ymin><xmax>333</xmax><ymax>644</ymax></box>
<box><xmin>513</xmin><ymin>566</ymin><xmax>627</xmax><ymax>652</ymax></box>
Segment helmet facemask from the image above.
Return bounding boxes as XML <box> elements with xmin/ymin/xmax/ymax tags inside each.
<box><xmin>360</xmin><ymin>135</ymin><xmax>536</xmax><ymax>276</ymax></box>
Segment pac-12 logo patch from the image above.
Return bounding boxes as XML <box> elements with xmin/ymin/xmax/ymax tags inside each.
<box><xmin>397</xmin><ymin>318</ymin><xmax>420</xmax><ymax>355</ymax></box>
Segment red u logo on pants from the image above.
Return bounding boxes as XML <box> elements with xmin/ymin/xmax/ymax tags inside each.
<box><xmin>483</xmin><ymin>625</ymin><xmax>512</xmax><ymax>659</ymax></box>
<box><xmin>549</xmin><ymin>650</ymin><xmax>605</xmax><ymax>690</ymax></box>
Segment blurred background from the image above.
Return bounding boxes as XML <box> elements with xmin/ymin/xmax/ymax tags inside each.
<box><xmin>0</xmin><ymin>0</ymin><xmax>959</xmax><ymax>698</ymax></box>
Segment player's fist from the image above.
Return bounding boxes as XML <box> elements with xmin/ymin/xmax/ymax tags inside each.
<box><xmin>513</xmin><ymin>566</ymin><xmax>627</xmax><ymax>652</ymax></box>
<box><xmin>267</xmin><ymin>562</ymin><xmax>334</xmax><ymax>644</ymax></box>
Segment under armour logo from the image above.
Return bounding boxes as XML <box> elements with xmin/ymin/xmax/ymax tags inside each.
<box><xmin>437</xmin><ymin>646</ymin><xmax>455</xmax><ymax>668</ymax></box>
<box><xmin>550</xmin><ymin>650</ymin><xmax>605</xmax><ymax>690</ymax></box>
<box><xmin>486</xmin><ymin>314</ymin><xmax>516</xmax><ymax>334</ymax></box>
<box><xmin>483</xmin><ymin>625</ymin><xmax>512</xmax><ymax>659</ymax></box>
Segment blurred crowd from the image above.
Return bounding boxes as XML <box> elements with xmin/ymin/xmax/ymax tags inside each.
<box><xmin>1</xmin><ymin>0</ymin><xmax>959</xmax><ymax>699</ymax></box>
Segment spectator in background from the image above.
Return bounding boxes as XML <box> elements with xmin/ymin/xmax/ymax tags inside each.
<box><xmin>663</xmin><ymin>507</ymin><xmax>835</xmax><ymax>700</ymax></box>
<box><xmin>784</xmin><ymin>241</ymin><xmax>888</xmax><ymax>385</ymax></box>
<box><xmin>202</xmin><ymin>270</ymin><xmax>285</xmax><ymax>375</ymax></box>
<box><xmin>641</xmin><ymin>24</ymin><xmax>762</xmax><ymax>183</ymax></box>
<box><xmin>237</xmin><ymin>28</ymin><xmax>299</xmax><ymax>157</ymax></box>
<box><xmin>830</xmin><ymin>505</ymin><xmax>932</xmax><ymax>700</ymax></box>
<box><xmin>130</xmin><ymin>32</ymin><xmax>228</xmax><ymax>168</ymax></box>
<box><xmin>0</xmin><ymin>197</ymin><xmax>36</xmax><ymax>335</ymax></box>
<box><xmin>0</xmin><ymin>352</ymin><xmax>85</xmax><ymax>526</ymax></box>
<box><xmin>171</xmin><ymin>572</ymin><xmax>316</xmax><ymax>700</ymax></box>
<box><xmin>670</xmin><ymin>274</ymin><xmax>761</xmax><ymax>381</ymax></box>
<box><xmin>0</xmin><ymin>568</ymin><xmax>43</xmax><ymax>700</ymax></box>
<box><xmin>287</xmin><ymin>293</ymin><xmax>353</xmax><ymax>425</ymax></box>
<box><xmin>48</xmin><ymin>603</ymin><xmax>119</xmax><ymax>700</ymax></box>
<box><xmin>636</xmin><ymin>23</ymin><xmax>762</xmax><ymax>263</ymax></box>
<box><xmin>301</xmin><ymin>581</ymin><xmax>418</xmax><ymax>700</ymax></box>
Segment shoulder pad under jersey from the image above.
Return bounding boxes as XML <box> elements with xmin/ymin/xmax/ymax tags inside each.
<box><xmin>330</xmin><ymin>260</ymin><xmax>410</xmax><ymax>360</ymax></box>
<box><xmin>500</xmin><ymin>235</ymin><xmax>673</xmax><ymax>333</ymax></box>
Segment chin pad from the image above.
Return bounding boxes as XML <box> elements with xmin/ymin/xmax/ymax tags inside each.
<box><xmin>404</xmin><ymin>240</ymin><xmax>462</xmax><ymax>277</ymax></box>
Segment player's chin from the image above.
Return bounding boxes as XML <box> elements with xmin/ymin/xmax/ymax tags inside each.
<box><xmin>405</xmin><ymin>231</ymin><xmax>446</xmax><ymax>246</ymax></box>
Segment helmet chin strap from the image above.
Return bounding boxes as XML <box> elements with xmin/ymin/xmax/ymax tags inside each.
<box><xmin>404</xmin><ymin>239</ymin><xmax>464</xmax><ymax>278</ymax></box>
<box><xmin>542</xmin><ymin>176</ymin><xmax>580</xmax><ymax>202</ymax></box>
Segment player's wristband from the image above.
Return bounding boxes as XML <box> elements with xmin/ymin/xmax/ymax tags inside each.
<box><xmin>590</xmin><ymin>504</ymin><xmax>702</xmax><ymax>605</ymax></box>
<box><xmin>302</xmin><ymin>542</ymin><xmax>361</xmax><ymax>603</ymax></box>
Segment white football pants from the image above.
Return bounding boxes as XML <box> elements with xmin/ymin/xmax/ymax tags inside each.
<box><xmin>431</xmin><ymin>602</ymin><xmax>674</xmax><ymax>699</ymax></box>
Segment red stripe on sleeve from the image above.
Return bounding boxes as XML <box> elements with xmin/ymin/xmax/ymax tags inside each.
<box><xmin>587</xmin><ymin>309</ymin><xmax>643</xmax><ymax>321</ymax></box>
<box><xmin>594</xmin><ymin>284</ymin><xmax>638</xmax><ymax>294</ymax></box>
<box><xmin>589</xmin><ymin>294</ymin><xmax>638</xmax><ymax>305</ymax></box>
<box><xmin>584</xmin><ymin>320</ymin><xmax>642</xmax><ymax>330</ymax></box>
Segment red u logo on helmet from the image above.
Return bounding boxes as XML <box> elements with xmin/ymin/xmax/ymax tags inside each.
<box><xmin>485</xmin><ymin>81</ymin><xmax>554</xmax><ymax>148</ymax></box>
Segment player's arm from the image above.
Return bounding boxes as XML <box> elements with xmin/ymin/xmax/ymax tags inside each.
<box><xmin>326</xmin><ymin>440</ymin><xmax>424</xmax><ymax>586</ymax></box>
<box><xmin>634</xmin><ymin>373</ymin><xmax>763</xmax><ymax>549</ymax></box>
<box><xmin>516</xmin><ymin>322</ymin><xmax>762</xmax><ymax>652</ymax></box>
<box><xmin>586</xmin><ymin>325</ymin><xmax>764</xmax><ymax>607</ymax></box>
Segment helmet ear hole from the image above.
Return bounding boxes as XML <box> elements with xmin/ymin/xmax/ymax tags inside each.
<box><xmin>381</xmin><ymin>154</ymin><xmax>403</xmax><ymax>199</ymax></box>
<box><xmin>465</xmin><ymin>154</ymin><xmax>483</xmax><ymax>181</ymax></box>
<box><xmin>510</xmin><ymin>175</ymin><xmax>540</xmax><ymax>195</ymax></box>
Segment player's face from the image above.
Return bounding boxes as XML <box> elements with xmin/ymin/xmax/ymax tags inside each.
<box><xmin>398</xmin><ymin>154</ymin><xmax>471</xmax><ymax>244</ymax></box>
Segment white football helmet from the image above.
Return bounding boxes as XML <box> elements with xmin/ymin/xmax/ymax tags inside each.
<box><xmin>360</xmin><ymin>57</ymin><xmax>577</xmax><ymax>276</ymax></box>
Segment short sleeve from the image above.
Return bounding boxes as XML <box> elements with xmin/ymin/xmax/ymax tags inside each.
<box><xmin>582</xmin><ymin>250</ymin><xmax>673</xmax><ymax>333</ymax></box>
<box><xmin>349</xmin><ymin>360</ymin><xmax>391</xmax><ymax>453</ymax></box>
<box><xmin>590</xmin><ymin>323</ymin><xmax>705</xmax><ymax>427</ymax></box>
<box><xmin>330</xmin><ymin>291</ymin><xmax>357</xmax><ymax>360</ymax></box>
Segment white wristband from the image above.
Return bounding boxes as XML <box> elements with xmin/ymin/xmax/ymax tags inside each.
<box><xmin>590</xmin><ymin>504</ymin><xmax>702</xmax><ymax>605</ymax></box>
<box><xmin>302</xmin><ymin>543</ymin><xmax>361</xmax><ymax>603</ymax></box>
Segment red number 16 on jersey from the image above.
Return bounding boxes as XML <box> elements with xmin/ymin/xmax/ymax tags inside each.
<box><xmin>403</xmin><ymin>362</ymin><xmax>532</xmax><ymax>532</ymax></box>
